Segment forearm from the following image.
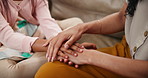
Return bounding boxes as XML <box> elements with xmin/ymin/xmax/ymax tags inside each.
<box><xmin>85</xmin><ymin>13</ymin><xmax>124</xmax><ymax>34</ymax></box>
<box><xmin>31</xmin><ymin>39</ymin><xmax>47</xmax><ymax>52</ymax></box>
<box><xmin>81</xmin><ymin>3</ymin><xmax>127</xmax><ymax>34</ymax></box>
<box><xmin>88</xmin><ymin>52</ymin><xmax>148</xmax><ymax>77</ymax></box>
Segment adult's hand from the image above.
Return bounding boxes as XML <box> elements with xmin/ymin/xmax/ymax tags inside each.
<box><xmin>57</xmin><ymin>43</ymin><xmax>84</xmax><ymax>68</ymax></box>
<box><xmin>64</xmin><ymin>49</ymin><xmax>98</xmax><ymax>65</ymax></box>
<box><xmin>43</xmin><ymin>23</ymin><xmax>87</xmax><ymax>62</ymax></box>
<box><xmin>59</xmin><ymin>42</ymin><xmax>97</xmax><ymax>59</ymax></box>
<box><xmin>57</xmin><ymin>42</ymin><xmax>97</xmax><ymax>68</ymax></box>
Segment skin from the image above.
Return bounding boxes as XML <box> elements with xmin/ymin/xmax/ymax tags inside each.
<box><xmin>11</xmin><ymin>0</ymin><xmax>48</xmax><ymax>52</ymax></box>
<box><xmin>12</xmin><ymin>0</ymin><xmax>85</xmax><ymax>61</ymax></box>
<box><xmin>45</xmin><ymin>2</ymin><xmax>148</xmax><ymax>78</ymax></box>
<box><xmin>11</xmin><ymin>0</ymin><xmax>85</xmax><ymax>59</ymax></box>
<box><xmin>45</xmin><ymin>2</ymin><xmax>126</xmax><ymax>62</ymax></box>
<box><xmin>9</xmin><ymin>0</ymin><xmax>69</xmax><ymax>56</ymax></box>
<box><xmin>13</xmin><ymin>0</ymin><xmax>23</xmax><ymax>1</ymax></box>
<box><xmin>63</xmin><ymin>49</ymin><xmax>148</xmax><ymax>78</ymax></box>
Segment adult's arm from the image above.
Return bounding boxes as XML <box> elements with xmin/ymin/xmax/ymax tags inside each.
<box><xmin>83</xmin><ymin>2</ymin><xmax>127</xmax><ymax>34</ymax></box>
<box><xmin>66</xmin><ymin>49</ymin><xmax>148</xmax><ymax>78</ymax></box>
<box><xmin>89</xmin><ymin>50</ymin><xmax>148</xmax><ymax>77</ymax></box>
<box><xmin>45</xmin><ymin>2</ymin><xmax>127</xmax><ymax>62</ymax></box>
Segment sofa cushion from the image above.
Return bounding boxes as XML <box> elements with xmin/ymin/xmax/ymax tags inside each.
<box><xmin>51</xmin><ymin>0</ymin><xmax>124</xmax><ymax>22</ymax></box>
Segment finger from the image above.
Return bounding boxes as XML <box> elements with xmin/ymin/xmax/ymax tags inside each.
<box><xmin>64</xmin><ymin>59</ymin><xmax>69</xmax><ymax>63</ymax></box>
<box><xmin>88</xmin><ymin>44</ymin><xmax>97</xmax><ymax>49</ymax></box>
<box><xmin>46</xmin><ymin>43</ymin><xmax>51</xmax><ymax>58</ymax></box>
<box><xmin>49</xmin><ymin>35</ymin><xmax>64</xmax><ymax>62</ymax></box>
<box><xmin>92</xmin><ymin>45</ymin><xmax>97</xmax><ymax>49</ymax></box>
<box><xmin>42</xmin><ymin>40</ymin><xmax>49</xmax><ymax>47</ymax></box>
<box><xmin>57</xmin><ymin>56</ymin><xmax>64</xmax><ymax>61</ymax></box>
<box><xmin>64</xmin><ymin>36</ymin><xmax>78</xmax><ymax>49</ymax></box>
<box><xmin>60</xmin><ymin>47</ymin><xmax>78</xmax><ymax>57</ymax></box>
<box><xmin>75</xmin><ymin>43</ymin><xmax>84</xmax><ymax>49</ymax></box>
<box><xmin>48</xmin><ymin>41</ymin><xmax>56</xmax><ymax>62</ymax></box>
<box><xmin>71</xmin><ymin>44</ymin><xmax>83</xmax><ymax>53</ymax></box>
<box><xmin>68</xmin><ymin>61</ymin><xmax>73</xmax><ymax>65</ymax></box>
<box><xmin>75</xmin><ymin>64</ymin><xmax>79</xmax><ymax>68</ymax></box>
<box><xmin>43</xmin><ymin>39</ymin><xmax>51</xmax><ymax>47</ymax></box>
<box><xmin>58</xmin><ymin>51</ymin><xmax>69</xmax><ymax>59</ymax></box>
<box><xmin>51</xmin><ymin>37</ymin><xmax>68</xmax><ymax>62</ymax></box>
<box><xmin>42</xmin><ymin>37</ymin><xmax>53</xmax><ymax>47</ymax></box>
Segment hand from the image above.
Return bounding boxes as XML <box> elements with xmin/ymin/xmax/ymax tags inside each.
<box><xmin>59</xmin><ymin>44</ymin><xmax>97</xmax><ymax>67</ymax></box>
<box><xmin>63</xmin><ymin>49</ymin><xmax>97</xmax><ymax>65</ymax></box>
<box><xmin>57</xmin><ymin>43</ymin><xmax>84</xmax><ymax>59</ymax></box>
<box><xmin>57</xmin><ymin>42</ymin><xmax>96</xmax><ymax>67</ymax></box>
<box><xmin>58</xmin><ymin>42</ymin><xmax>97</xmax><ymax>59</ymax></box>
<box><xmin>81</xmin><ymin>42</ymin><xmax>97</xmax><ymax>49</ymax></box>
<box><xmin>43</xmin><ymin>23</ymin><xmax>86</xmax><ymax>62</ymax></box>
<box><xmin>57</xmin><ymin>43</ymin><xmax>84</xmax><ymax>68</ymax></box>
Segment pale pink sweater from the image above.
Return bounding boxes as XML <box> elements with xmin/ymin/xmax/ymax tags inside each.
<box><xmin>0</xmin><ymin>0</ymin><xmax>62</xmax><ymax>52</ymax></box>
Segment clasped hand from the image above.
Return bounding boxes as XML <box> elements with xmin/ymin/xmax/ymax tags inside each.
<box><xmin>46</xmin><ymin>42</ymin><xmax>97</xmax><ymax>68</ymax></box>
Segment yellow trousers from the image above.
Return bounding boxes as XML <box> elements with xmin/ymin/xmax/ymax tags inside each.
<box><xmin>35</xmin><ymin>37</ymin><xmax>131</xmax><ymax>78</ymax></box>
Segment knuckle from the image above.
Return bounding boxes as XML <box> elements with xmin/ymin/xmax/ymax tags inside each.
<box><xmin>61</xmin><ymin>47</ymin><xmax>66</xmax><ymax>51</ymax></box>
<box><xmin>49</xmin><ymin>41</ymin><xmax>53</xmax><ymax>46</ymax></box>
<box><xmin>75</xmin><ymin>43</ymin><xmax>79</xmax><ymax>46</ymax></box>
<box><xmin>75</xmin><ymin>47</ymin><xmax>79</xmax><ymax>51</ymax></box>
<box><xmin>58</xmin><ymin>51</ymin><xmax>62</xmax><ymax>55</ymax></box>
<box><xmin>68</xmin><ymin>50</ymin><xmax>73</xmax><ymax>54</ymax></box>
<box><xmin>55</xmin><ymin>44</ymin><xmax>60</xmax><ymax>48</ymax></box>
<box><xmin>54</xmin><ymin>47</ymin><xmax>60</xmax><ymax>52</ymax></box>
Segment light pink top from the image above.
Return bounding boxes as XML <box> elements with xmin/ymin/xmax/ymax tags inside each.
<box><xmin>0</xmin><ymin>0</ymin><xmax>62</xmax><ymax>52</ymax></box>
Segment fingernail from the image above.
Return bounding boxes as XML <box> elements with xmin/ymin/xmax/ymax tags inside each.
<box><xmin>64</xmin><ymin>59</ymin><xmax>68</xmax><ymax>63</ymax></box>
<box><xmin>81</xmin><ymin>46</ymin><xmax>85</xmax><ymax>49</ymax></box>
<box><xmin>51</xmin><ymin>57</ymin><xmax>54</xmax><ymax>62</ymax></box>
<box><xmin>60</xmin><ymin>59</ymin><xmax>62</xmax><ymax>62</ymax></box>
<box><xmin>75</xmin><ymin>65</ymin><xmax>79</xmax><ymax>68</ymax></box>
<box><xmin>79</xmin><ymin>49</ymin><xmax>83</xmax><ymax>52</ymax></box>
<box><xmin>48</xmin><ymin>57</ymin><xmax>50</xmax><ymax>62</ymax></box>
<box><xmin>74</xmin><ymin>53</ymin><xmax>78</xmax><ymax>57</ymax></box>
<box><xmin>65</xmin><ymin>56</ymin><xmax>69</xmax><ymax>59</ymax></box>
<box><xmin>64</xmin><ymin>44</ymin><xmax>69</xmax><ymax>49</ymax></box>
<box><xmin>68</xmin><ymin>62</ymin><xmax>72</xmax><ymax>65</ymax></box>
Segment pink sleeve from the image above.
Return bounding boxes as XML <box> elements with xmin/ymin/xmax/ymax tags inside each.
<box><xmin>0</xmin><ymin>13</ymin><xmax>38</xmax><ymax>52</ymax></box>
<box><xmin>35</xmin><ymin>0</ymin><xmax>62</xmax><ymax>39</ymax></box>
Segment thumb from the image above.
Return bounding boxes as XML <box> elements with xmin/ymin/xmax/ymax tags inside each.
<box><xmin>42</xmin><ymin>41</ymin><xmax>49</xmax><ymax>47</ymax></box>
<box><xmin>42</xmin><ymin>37</ymin><xmax>53</xmax><ymax>47</ymax></box>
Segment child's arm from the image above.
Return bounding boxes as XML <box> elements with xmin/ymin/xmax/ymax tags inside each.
<box><xmin>35</xmin><ymin>0</ymin><xmax>62</xmax><ymax>39</ymax></box>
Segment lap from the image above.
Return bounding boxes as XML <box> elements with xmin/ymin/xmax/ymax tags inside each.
<box><xmin>0</xmin><ymin>52</ymin><xmax>47</xmax><ymax>78</ymax></box>
<box><xmin>35</xmin><ymin>61</ymin><xmax>124</xmax><ymax>78</ymax></box>
<box><xmin>35</xmin><ymin>37</ymin><xmax>130</xmax><ymax>78</ymax></box>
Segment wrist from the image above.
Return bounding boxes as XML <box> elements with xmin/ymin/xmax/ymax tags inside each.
<box><xmin>81</xmin><ymin>20</ymin><xmax>101</xmax><ymax>34</ymax></box>
<box><xmin>86</xmin><ymin>50</ymin><xmax>103</xmax><ymax>65</ymax></box>
<box><xmin>84</xmin><ymin>50</ymin><xmax>97</xmax><ymax>65</ymax></box>
<box><xmin>76</xmin><ymin>23</ymin><xmax>89</xmax><ymax>34</ymax></box>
